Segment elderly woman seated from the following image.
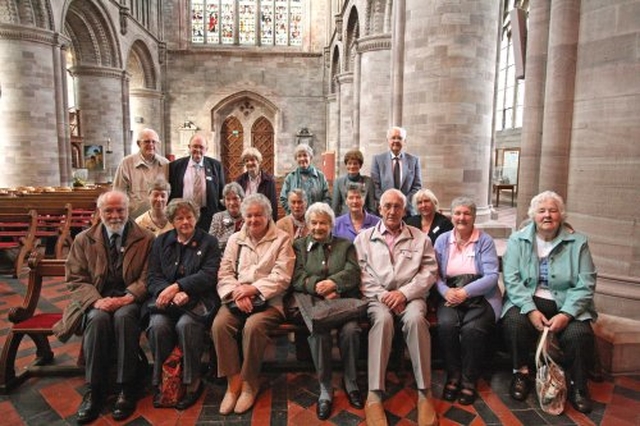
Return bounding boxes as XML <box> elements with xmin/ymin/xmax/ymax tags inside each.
<box><xmin>212</xmin><ymin>193</ymin><xmax>295</xmax><ymax>415</ymax></box>
<box><xmin>333</xmin><ymin>183</ymin><xmax>380</xmax><ymax>242</ymax></box>
<box><xmin>292</xmin><ymin>202</ymin><xmax>363</xmax><ymax>420</ymax></box>
<box><xmin>433</xmin><ymin>197</ymin><xmax>501</xmax><ymax>405</ymax></box>
<box><xmin>135</xmin><ymin>178</ymin><xmax>174</xmax><ymax>236</ymax></box>
<box><xmin>209</xmin><ymin>182</ymin><xmax>245</xmax><ymax>252</ymax></box>
<box><xmin>276</xmin><ymin>188</ymin><xmax>310</xmax><ymax>241</ymax></box>
<box><xmin>405</xmin><ymin>188</ymin><xmax>453</xmax><ymax>244</ymax></box>
<box><xmin>146</xmin><ymin>198</ymin><xmax>221</xmax><ymax>410</ymax></box>
<box><xmin>501</xmin><ymin>190</ymin><xmax>597</xmax><ymax>413</ymax></box>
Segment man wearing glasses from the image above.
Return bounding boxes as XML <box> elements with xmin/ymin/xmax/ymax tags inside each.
<box><xmin>113</xmin><ymin>128</ymin><xmax>170</xmax><ymax>217</ymax></box>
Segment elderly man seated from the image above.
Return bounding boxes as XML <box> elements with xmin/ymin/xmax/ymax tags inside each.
<box><xmin>354</xmin><ymin>189</ymin><xmax>439</xmax><ymax>426</ymax></box>
<box><xmin>54</xmin><ymin>190</ymin><xmax>154</xmax><ymax>424</ymax></box>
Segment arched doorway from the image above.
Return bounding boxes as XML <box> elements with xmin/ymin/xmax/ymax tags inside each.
<box><xmin>251</xmin><ymin>116</ymin><xmax>274</xmax><ymax>175</ymax></box>
<box><xmin>220</xmin><ymin>116</ymin><xmax>244</xmax><ymax>181</ymax></box>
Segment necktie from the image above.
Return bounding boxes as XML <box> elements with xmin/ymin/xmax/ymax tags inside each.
<box><xmin>193</xmin><ymin>165</ymin><xmax>204</xmax><ymax>208</ymax></box>
<box><xmin>109</xmin><ymin>233</ymin><xmax>120</xmax><ymax>266</ymax></box>
<box><xmin>393</xmin><ymin>157</ymin><xmax>401</xmax><ymax>189</ymax></box>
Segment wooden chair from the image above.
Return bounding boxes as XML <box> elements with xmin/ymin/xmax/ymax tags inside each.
<box><xmin>0</xmin><ymin>253</ymin><xmax>81</xmax><ymax>393</ymax></box>
<box><xmin>0</xmin><ymin>210</ymin><xmax>38</xmax><ymax>277</ymax></box>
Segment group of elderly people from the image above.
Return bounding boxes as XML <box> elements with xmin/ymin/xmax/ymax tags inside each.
<box><xmin>58</xmin><ymin>135</ymin><xmax>597</xmax><ymax>425</ymax></box>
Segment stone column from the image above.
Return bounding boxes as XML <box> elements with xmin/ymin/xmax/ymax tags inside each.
<box><xmin>402</xmin><ymin>0</ymin><xmax>500</xmax><ymax>221</ymax></box>
<box><xmin>390</xmin><ymin>0</ymin><xmax>405</xmax><ymax>125</ymax></box>
<box><xmin>0</xmin><ymin>25</ymin><xmax>63</xmax><ymax>187</ymax></box>
<box><xmin>538</xmin><ymin>0</ymin><xmax>580</xmax><ymax>198</ymax></box>
<box><xmin>357</xmin><ymin>34</ymin><xmax>392</xmax><ymax>175</ymax></box>
<box><xmin>336</xmin><ymin>72</ymin><xmax>354</xmax><ymax>160</ymax></box>
<box><xmin>129</xmin><ymin>88</ymin><xmax>165</xmax><ymax>155</ymax></box>
<box><xmin>568</xmin><ymin>0</ymin><xmax>640</xmax><ymax>318</ymax></box>
<box><xmin>71</xmin><ymin>65</ymin><xmax>127</xmax><ymax>183</ymax></box>
<box><xmin>516</xmin><ymin>1</ymin><xmax>551</xmax><ymax>223</ymax></box>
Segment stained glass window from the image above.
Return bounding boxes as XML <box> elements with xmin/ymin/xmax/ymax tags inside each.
<box><xmin>191</xmin><ymin>0</ymin><xmax>302</xmax><ymax>47</ymax></box>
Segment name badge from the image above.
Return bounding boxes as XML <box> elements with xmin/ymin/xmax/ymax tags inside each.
<box><xmin>206</xmin><ymin>176</ymin><xmax>213</xmax><ymax>181</ymax></box>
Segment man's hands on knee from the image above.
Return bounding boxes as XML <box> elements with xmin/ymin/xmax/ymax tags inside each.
<box><xmin>93</xmin><ymin>293</ymin><xmax>135</xmax><ymax>312</ymax></box>
<box><xmin>381</xmin><ymin>290</ymin><xmax>407</xmax><ymax>314</ymax></box>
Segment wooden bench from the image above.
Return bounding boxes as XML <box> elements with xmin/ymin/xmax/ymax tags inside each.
<box><xmin>0</xmin><ymin>253</ymin><xmax>81</xmax><ymax>393</ymax></box>
<box><xmin>0</xmin><ymin>210</ymin><xmax>38</xmax><ymax>277</ymax></box>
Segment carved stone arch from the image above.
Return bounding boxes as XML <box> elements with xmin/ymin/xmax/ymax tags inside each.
<box><xmin>127</xmin><ymin>40</ymin><xmax>157</xmax><ymax>90</ymax></box>
<box><xmin>63</xmin><ymin>0</ymin><xmax>121</xmax><ymax>68</ymax></box>
<box><xmin>367</xmin><ymin>0</ymin><xmax>388</xmax><ymax>35</ymax></box>
<box><xmin>345</xmin><ymin>6</ymin><xmax>360</xmax><ymax>72</ymax></box>
<box><xmin>1</xmin><ymin>0</ymin><xmax>55</xmax><ymax>29</ymax></box>
<box><xmin>331</xmin><ymin>44</ymin><xmax>341</xmax><ymax>93</ymax></box>
<box><xmin>211</xmin><ymin>91</ymin><xmax>280</xmax><ymax>176</ymax></box>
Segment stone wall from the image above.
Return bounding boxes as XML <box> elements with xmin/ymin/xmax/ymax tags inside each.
<box><xmin>164</xmin><ymin>50</ymin><xmax>326</xmax><ymax>177</ymax></box>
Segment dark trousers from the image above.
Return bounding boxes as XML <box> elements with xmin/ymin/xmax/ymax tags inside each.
<box><xmin>502</xmin><ymin>297</ymin><xmax>594</xmax><ymax>389</ymax></box>
<box><xmin>83</xmin><ymin>303</ymin><xmax>141</xmax><ymax>388</ymax></box>
<box><xmin>147</xmin><ymin>313</ymin><xmax>206</xmax><ymax>386</ymax></box>
<box><xmin>437</xmin><ymin>297</ymin><xmax>495</xmax><ymax>389</ymax></box>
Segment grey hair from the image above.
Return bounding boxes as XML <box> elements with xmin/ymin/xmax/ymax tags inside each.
<box><xmin>288</xmin><ymin>188</ymin><xmax>308</xmax><ymax>205</ymax></box>
<box><xmin>241</xmin><ymin>193</ymin><xmax>273</xmax><ymax>220</ymax></box>
<box><xmin>380</xmin><ymin>188</ymin><xmax>406</xmax><ymax>209</ymax></box>
<box><xmin>386</xmin><ymin>126</ymin><xmax>407</xmax><ymax>140</ymax></box>
<box><xmin>97</xmin><ymin>190</ymin><xmax>129</xmax><ymax>210</ymax></box>
<box><xmin>165</xmin><ymin>198</ymin><xmax>200</xmax><ymax>222</ymax></box>
<box><xmin>222</xmin><ymin>182</ymin><xmax>245</xmax><ymax>201</ymax></box>
<box><xmin>305</xmin><ymin>202</ymin><xmax>336</xmax><ymax>228</ymax></box>
<box><xmin>412</xmin><ymin>188</ymin><xmax>440</xmax><ymax>212</ymax></box>
<box><xmin>346</xmin><ymin>182</ymin><xmax>365</xmax><ymax>197</ymax></box>
<box><xmin>294</xmin><ymin>143</ymin><xmax>314</xmax><ymax>159</ymax></box>
<box><xmin>527</xmin><ymin>190</ymin><xmax>567</xmax><ymax>221</ymax></box>
<box><xmin>451</xmin><ymin>196</ymin><xmax>477</xmax><ymax>217</ymax></box>
<box><xmin>146</xmin><ymin>177</ymin><xmax>171</xmax><ymax>195</ymax></box>
<box><xmin>241</xmin><ymin>146</ymin><xmax>263</xmax><ymax>164</ymax></box>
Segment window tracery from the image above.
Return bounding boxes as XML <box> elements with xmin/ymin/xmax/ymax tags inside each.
<box><xmin>191</xmin><ymin>0</ymin><xmax>302</xmax><ymax>47</ymax></box>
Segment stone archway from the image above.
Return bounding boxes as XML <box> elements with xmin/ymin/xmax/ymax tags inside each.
<box><xmin>211</xmin><ymin>91</ymin><xmax>280</xmax><ymax>177</ymax></box>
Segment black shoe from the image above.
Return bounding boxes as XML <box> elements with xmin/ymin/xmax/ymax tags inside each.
<box><xmin>112</xmin><ymin>390</ymin><xmax>137</xmax><ymax>421</ymax></box>
<box><xmin>176</xmin><ymin>382</ymin><xmax>204</xmax><ymax>410</ymax></box>
<box><xmin>152</xmin><ymin>387</ymin><xmax>163</xmax><ymax>408</ymax></box>
<box><xmin>569</xmin><ymin>387</ymin><xmax>593</xmax><ymax>413</ymax></box>
<box><xmin>316</xmin><ymin>399</ymin><xmax>332</xmax><ymax>420</ymax></box>
<box><xmin>76</xmin><ymin>390</ymin><xmax>103</xmax><ymax>424</ymax></box>
<box><xmin>442</xmin><ymin>382</ymin><xmax>460</xmax><ymax>402</ymax></box>
<box><xmin>458</xmin><ymin>388</ymin><xmax>477</xmax><ymax>406</ymax></box>
<box><xmin>510</xmin><ymin>372</ymin><xmax>532</xmax><ymax>401</ymax></box>
<box><xmin>346</xmin><ymin>389</ymin><xmax>363</xmax><ymax>409</ymax></box>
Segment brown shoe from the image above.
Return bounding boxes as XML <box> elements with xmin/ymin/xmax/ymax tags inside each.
<box><xmin>417</xmin><ymin>397</ymin><xmax>438</xmax><ymax>426</ymax></box>
<box><xmin>234</xmin><ymin>381</ymin><xmax>258</xmax><ymax>414</ymax></box>
<box><xmin>364</xmin><ymin>400</ymin><xmax>388</xmax><ymax>426</ymax></box>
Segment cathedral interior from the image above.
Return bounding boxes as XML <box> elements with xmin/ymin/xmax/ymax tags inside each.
<box><xmin>0</xmin><ymin>1</ymin><xmax>639</xmax><ymax>424</ymax></box>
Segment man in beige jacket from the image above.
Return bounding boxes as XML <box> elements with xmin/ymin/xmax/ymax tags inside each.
<box><xmin>354</xmin><ymin>189</ymin><xmax>439</xmax><ymax>426</ymax></box>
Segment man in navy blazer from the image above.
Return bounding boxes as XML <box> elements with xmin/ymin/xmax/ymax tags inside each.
<box><xmin>169</xmin><ymin>133</ymin><xmax>225</xmax><ymax>231</ymax></box>
<box><xmin>371</xmin><ymin>126</ymin><xmax>422</xmax><ymax>216</ymax></box>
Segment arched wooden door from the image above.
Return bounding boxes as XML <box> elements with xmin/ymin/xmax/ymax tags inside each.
<box><xmin>251</xmin><ymin>116</ymin><xmax>274</xmax><ymax>175</ymax></box>
<box><xmin>220</xmin><ymin>116</ymin><xmax>244</xmax><ymax>182</ymax></box>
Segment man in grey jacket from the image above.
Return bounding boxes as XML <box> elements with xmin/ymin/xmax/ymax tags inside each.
<box><xmin>354</xmin><ymin>189</ymin><xmax>438</xmax><ymax>426</ymax></box>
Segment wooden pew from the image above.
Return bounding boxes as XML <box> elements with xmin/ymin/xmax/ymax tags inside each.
<box><xmin>0</xmin><ymin>253</ymin><xmax>81</xmax><ymax>393</ymax></box>
<box><xmin>0</xmin><ymin>210</ymin><xmax>38</xmax><ymax>277</ymax></box>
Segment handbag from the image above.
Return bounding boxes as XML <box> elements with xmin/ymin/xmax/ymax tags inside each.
<box><xmin>535</xmin><ymin>326</ymin><xmax>567</xmax><ymax>415</ymax></box>
<box><xmin>227</xmin><ymin>296</ymin><xmax>268</xmax><ymax>317</ymax></box>
<box><xmin>158</xmin><ymin>346</ymin><xmax>185</xmax><ymax>407</ymax></box>
<box><xmin>294</xmin><ymin>292</ymin><xmax>368</xmax><ymax>333</ymax></box>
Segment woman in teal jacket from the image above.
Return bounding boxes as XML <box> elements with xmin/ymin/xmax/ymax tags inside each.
<box><xmin>501</xmin><ymin>191</ymin><xmax>597</xmax><ymax>414</ymax></box>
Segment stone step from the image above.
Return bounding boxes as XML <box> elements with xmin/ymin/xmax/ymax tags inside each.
<box><xmin>476</xmin><ymin>222</ymin><xmax>514</xmax><ymax>239</ymax></box>
<box><xmin>592</xmin><ymin>313</ymin><xmax>640</xmax><ymax>374</ymax></box>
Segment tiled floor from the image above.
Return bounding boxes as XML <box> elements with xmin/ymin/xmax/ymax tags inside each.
<box><xmin>2</xmin><ymin>206</ymin><xmax>640</xmax><ymax>425</ymax></box>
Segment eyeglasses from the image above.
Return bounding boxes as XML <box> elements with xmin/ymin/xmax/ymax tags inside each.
<box><xmin>139</xmin><ymin>139</ymin><xmax>158</xmax><ymax>145</ymax></box>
